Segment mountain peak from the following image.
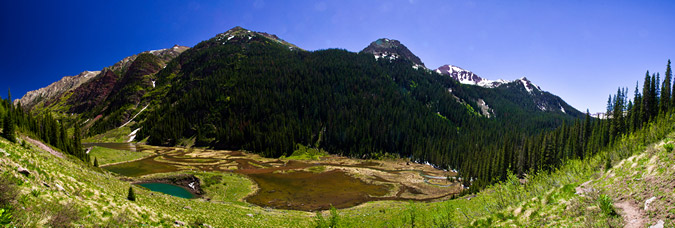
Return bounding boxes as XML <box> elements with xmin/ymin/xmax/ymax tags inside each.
<box><xmin>361</xmin><ymin>38</ymin><xmax>425</xmax><ymax>67</ymax></box>
<box><xmin>516</xmin><ymin>77</ymin><xmax>541</xmax><ymax>93</ymax></box>
<box><xmin>212</xmin><ymin>26</ymin><xmax>301</xmax><ymax>50</ymax></box>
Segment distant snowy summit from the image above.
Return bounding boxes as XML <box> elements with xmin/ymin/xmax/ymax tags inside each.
<box><xmin>435</xmin><ymin>64</ymin><xmax>504</xmax><ymax>88</ymax></box>
<box><xmin>435</xmin><ymin>64</ymin><xmax>541</xmax><ymax>93</ymax></box>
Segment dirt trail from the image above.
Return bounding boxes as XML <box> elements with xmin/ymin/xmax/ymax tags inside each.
<box><xmin>614</xmin><ymin>201</ymin><xmax>644</xmax><ymax>228</ymax></box>
<box><xmin>23</xmin><ymin>136</ymin><xmax>64</xmax><ymax>159</ymax></box>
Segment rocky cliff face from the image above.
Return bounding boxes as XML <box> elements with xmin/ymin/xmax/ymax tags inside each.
<box><xmin>15</xmin><ymin>70</ymin><xmax>100</xmax><ymax>110</ymax></box>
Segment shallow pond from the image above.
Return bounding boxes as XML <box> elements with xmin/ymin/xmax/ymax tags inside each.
<box><xmin>246</xmin><ymin>170</ymin><xmax>389</xmax><ymax>210</ymax></box>
<box><xmin>136</xmin><ymin>182</ymin><xmax>195</xmax><ymax>199</ymax></box>
<box><xmin>101</xmin><ymin>146</ymin><xmax>457</xmax><ymax>211</ymax></box>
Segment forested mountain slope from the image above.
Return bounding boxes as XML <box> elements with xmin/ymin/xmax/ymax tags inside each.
<box><xmin>16</xmin><ymin>26</ymin><xmax>585</xmax><ymax>191</ymax></box>
<box><xmin>135</xmin><ymin>27</ymin><xmax>583</xmax><ymax>183</ymax></box>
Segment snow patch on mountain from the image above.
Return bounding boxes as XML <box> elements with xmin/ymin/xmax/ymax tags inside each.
<box><xmin>374</xmin><ymin>52</ymin><xmax>399</xmax><ymax>61</ymax></box>
<box><xmin>119</xmin><ymin>104</ymin><xmax>149</xmax><ymax>128</ymax></box>
<box><xmin>128</xmin><ymin>128</ymin><xmax>140</xmax><ymax>142</ymax></box>
<box><xmin>435</xmin><ymin>65</ymin><xmax>508</xmax><ymax>88</ymax></box>
<box><xmin>519</xmin><ymin>77</ymin><xmax>541</xmax><ymax>94</ymax></box>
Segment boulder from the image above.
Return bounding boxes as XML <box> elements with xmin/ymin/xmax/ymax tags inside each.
<box><xmin>17</xmin><ymin>167</ymin><xmax>30</xmax><ymax>176</ymax></box>
<box><xmin>174</xmin><ymin>220</ymin><xmax>186</xmax><ymax>226</ymax></box>
<box><xmin>649</xmin><ymin>220</ymin><xmax>664</xmax><ymax>228</ymax></box>
<box><xmin>644</xmin><ymin>196</ymin><xmax>657</xmax><ymax>211</ymax></box>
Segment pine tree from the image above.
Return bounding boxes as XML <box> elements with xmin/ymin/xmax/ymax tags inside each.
<box><xmin>2</xmin><ymin>111</ymin><xmax>14</xmax><ymax>143</ymax></box>
<box><xmin>642</xmin><ymin>72</ymin><xmax>651</xmax><ymax>123</ymax></box>
<box><xmin>2</xmin><ymin>89</ymin><xmax>15</xmax><ymax>143</ymax></box>
<box><xmin>661</xmin><ymin>61</ymin><xmax>671</xmax><ymax>112</ymax></box>
<box><xmin>72</xmin><ymin>123</ymin><xmax>82</xmax><ymax>158</ymax></box>
<box><xmin>650</xmin><ymin>73</ymin><xmax>658</xmax><ymax>119</ymax></box>
<box><xmin>632</xmin><ymin>82</ymin><xmax>642</xmax><ymax>132</ymax></box>
<box><xmin>583</xmin><ymin>110</ymin><xmax>591</xmax><ymax>147</ymax></box>
<box><xmin>127</xmin><ymin>186</ymin><xmax>135</xmax><ymax>201</ymax></box>
<box><xmin>666</xmin><ymin>59</ymin><xmax>674</xmax><ymax>111</ymax></box>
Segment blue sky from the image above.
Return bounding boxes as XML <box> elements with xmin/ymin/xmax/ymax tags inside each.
<box><xmin>1</xmin><ymin>0</ymin><xmax>673</xmax><ymax>113</ymax></box>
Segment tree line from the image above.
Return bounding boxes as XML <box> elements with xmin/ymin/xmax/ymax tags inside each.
<box><xmin>458</xmin><ymin>59</ymin><xmax>673</xmax><ymax>192</ymax></box>
<box><xmin>1</xmin><ymin>90</ymin><xmax>88</xmax><ymax>162</ymax></box>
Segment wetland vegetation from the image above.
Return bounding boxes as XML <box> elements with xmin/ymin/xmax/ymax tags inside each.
<box><xmin>97</xmin><ymin>143</ymin><xmax>460</xmax><ymax>211</ymax></box>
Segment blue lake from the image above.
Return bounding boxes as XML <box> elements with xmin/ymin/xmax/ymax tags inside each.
<box><xmin>136</xmin><ymin>182</ymin><xmax>195</xmax><ymax>199</ymax></box>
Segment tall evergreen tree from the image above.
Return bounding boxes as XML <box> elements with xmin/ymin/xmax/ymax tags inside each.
<box><xmin>642</xmin><ymin>72</ymin><xmax>651</xmax><ymax>123</ymax></box>
<box><xmin>2</xmin><ymin>89</ymin><xmax>15</xmax><ymax>143</ymax></box>
<box><xmin>72</xmin><ymin>123</ymin><xmax>82</xmax><ymax>158</ymax></box>
<box><xmin>583</xmin><ymin>109</ymin><xmax>591</xmax><ymax>147</ymax></box>
<box><xmin>632</xmin><ymin>82</ymin><xmax>642</xmax><ymax>131</ymax></box>
<box><xmin>661</xmin><ymin>63</ymin><xmax>671</xmax><ymax>112</ymax></box>
<box><xmin>651</xmin><ymin>73</ymin><xmax>658</xmax><ymax>118</ymax></box>
<box><xmin>666</xmin><ymin>60</ymin><xmax>673</xmax><ymax>111</ymax></box>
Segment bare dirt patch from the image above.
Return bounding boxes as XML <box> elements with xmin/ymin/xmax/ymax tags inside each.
<box><xmin>615</xmin><ymin>200</ymin><xmax>645</xmax><ymax>228</ymax></box>
<box><xmin>23</xmin><ymin>136</ymin><xmax>64</xmax><ymax>159</ymax></box>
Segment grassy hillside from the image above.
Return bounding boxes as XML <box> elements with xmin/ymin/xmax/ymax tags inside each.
<box><xmin>1</xmin><ymin>110</ymin><xmax>674</xmax><ymax>227</ymax></box>
<box><xmin>0</xmin><ymin>136</ymin><xmax>317</xmax><ymax>227</ymax></box>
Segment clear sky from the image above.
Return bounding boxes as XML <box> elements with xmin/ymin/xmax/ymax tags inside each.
<box><xmin>1</xmin><ymin>0</ymin><xmax>673</xmax><ymax>113</ymax></box>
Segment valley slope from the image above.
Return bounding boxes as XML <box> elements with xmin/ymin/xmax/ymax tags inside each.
<box><xmin>18</xmin><ymin>26</ymin><xmax>583</xmax><ymax>190</ymax></box>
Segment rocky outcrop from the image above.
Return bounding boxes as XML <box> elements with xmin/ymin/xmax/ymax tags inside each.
<box><xmin>17</xmin><ymin>167</ymin><xmax>30</xmax><ymax>176</ymax></box>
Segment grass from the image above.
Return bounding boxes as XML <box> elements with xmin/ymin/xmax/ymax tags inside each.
<box><xmin>88</xmin><ymin>146</ymin><xmax>153</xmax><ymax>166</ymax></box>
<box><xmin>597</xmin><ymin>194</ymin><xmax>617</xmax><ymax>217</ymax></box>
<box><xmin>83</xmin><ymin>126</ymin><xmax>133</xmax><ymax>143</ymax></box>
<box><xmin>0</xmin><ymin>136</ymin><xmax>317</xmax><ymax>227</ymax></box>
<box><xmin>2</xmin><ymin>110</ymin><xmax>675</xmax><ymax>227</ymax></box>
<box><xmin>281</xmin><ymin>144</ymin><xmax>328</xmax><ymax>161</ymax></box>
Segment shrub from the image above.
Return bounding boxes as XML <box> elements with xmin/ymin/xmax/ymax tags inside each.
<box><xmin>314</xmin><ymin>205</ymin><xmax>339</xmax><ymax>228</ymax></box>
<box><xmin>30</xmin><ymin>189</ymin><xmax>40</xmax><ymax>197</ymax></box>
<box><xmin>597</xmin><ymin>194</ymin><xmax>617</xmax><ymax>217</ymax></box>
<box><xmin>0</xmin><ymin>176</ymin><xmax>18</xmax><ymax>207</ymax></box>
<box><xmin>663</xmin><ymin>143</ymin><xmax>673</xmax><ymax>153</ymax></box>
<box><xmin>48</xmin><ymin>203</ymin><xmax>80</xmax><ymax>228</ymax></box>
<box><xmin>604</xmin><ymin>157</ymin><xmax>612</xmax><ymax>171</ymax></box>
<box><xmin>0</xmin><ymin>208</ymin><xmax>12</xmax><ymax>225</ymax></box>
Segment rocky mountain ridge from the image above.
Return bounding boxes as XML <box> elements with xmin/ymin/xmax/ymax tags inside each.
<box><xmin>17</xmin><ymin>45</ymin><xmax>189</xmax><ymax>111</ymax></box>
<box><xmin>14</xmin><ymin>70</ymin><xmax>100</xmax><ymax>110</ymax></box>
